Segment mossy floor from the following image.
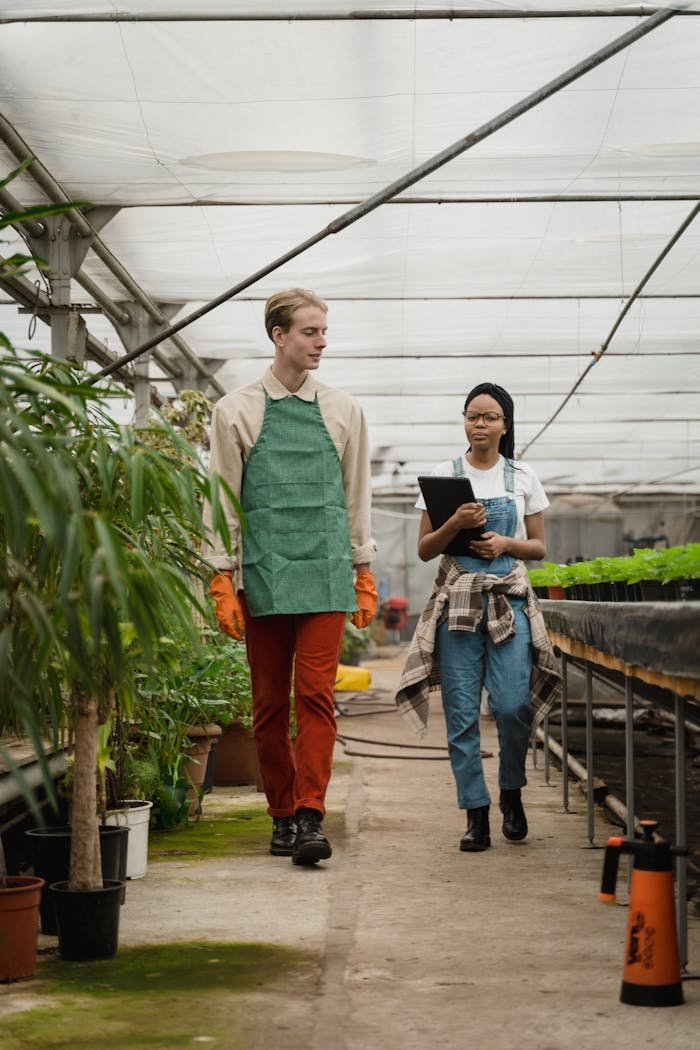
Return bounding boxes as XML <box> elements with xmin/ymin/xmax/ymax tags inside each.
<box><xmin>0</xmin><ymin>941</ymin><xmax>317</xmax><ymax>1050</ymax></box>
<box><xmin>148</xmin><ymin>803</ymin><xmax>345</xmax><ymax>863</ymax></box>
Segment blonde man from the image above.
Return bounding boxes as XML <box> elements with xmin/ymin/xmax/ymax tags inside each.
<box><xmin>206</xmin><ymin>289</ymin><xmax>377</xmax><ymax>864</ymax></box>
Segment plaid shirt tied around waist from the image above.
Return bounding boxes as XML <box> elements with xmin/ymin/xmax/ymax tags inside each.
<box><xmin>395</xmin><ymin>557</ymin><xmax>561</xmax><ymax>737</ymax></box>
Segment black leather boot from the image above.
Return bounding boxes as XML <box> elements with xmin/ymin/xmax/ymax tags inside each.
<box><xmin>270</xmin><ymin>815</ymin><xmax>297</xmax><ymax>856</ymax></box>
<box><xmin>460</xmin><ymin>806</ymin><xmax>491</xmax><ymax>852</ymax></box>
<box><xmin>500</xmin><ymin>788</ymin><xmax>528</xmax><ymax>841</ymax></box>
<box><xmin>292</xmin><ymin>808</ymin><xmax>332</xmax><ymax>865</ymax></box>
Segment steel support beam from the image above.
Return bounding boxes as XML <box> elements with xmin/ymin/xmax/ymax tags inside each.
<box><xmin>0</xmin><ymin>255</ymin><xmax>176</xmax><ymax>383</ymax></box>
<box><xmin>192</xmin><ymin>293</ymin><xmax>700</xmax><ymax>302</ymax></box>
<box><xmin>126</xmin><ymin>194</ymin><xmax>700</xmax><ymax>206</ymax></box>
<box><xmin>2</xmin><ymin>6</ymin><xmax>697</xmax><ymax>24</ymax></box>
<box><xmin>93</xmin><ymin>5</ymin><xmax>681</xmax><ymax>379</ymax></box>
<box><xmin>23</xmin><ymin>210</ymin><xmax>117</xmax><ymax>365</ymax></box>
<box><xmin>0</xmin><ymin>255</ymin><xmax>129</xmax><ymax>374</ymax></box>
<box><xmin>114</xmin><ymin>301</ymin><xmax>183</xmax><ymax>428</ymax></box>
<box><xmin>0</xmin><ymin>113</ymin><xmax>224</xmax><ymax>396</ymax></box>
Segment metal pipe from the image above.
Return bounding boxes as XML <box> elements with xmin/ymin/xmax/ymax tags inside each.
<box><xmin>585</xmin><ymin>663</ymin><xmax>595</xmax><ymax>845</ymax></box>
<box><xmin>675</xmin><ymin>693</ymin><xmax>688</xmax><ymax>970</ymax></box>
<box><xmin>519</xmin><ymin>198</ymin><xmax>700</xmax><ymax>456</ymax></box>
<box><xmin>0</xmin><ymin>185</ymin><xmax>45</xmax><ymax>239</ymax></box>
<box><xmin>207</xmin><ymin>350</ymin><xmax>700</xmax><ymax>361</ymax></box>
<box><xmin>92</xmin><ymin>5</ymin><xmax>679</xmax><ymax>379</ymax></box>
<box><xmin>536</xmin><ymin>727</ymin><xmax>647</xmax><ymax>835</ymax></box>
<box><xmin>624</xmin><ymin>676</ymin><xmax>636</xmax><ymax>890</ymax></box>
<box><xmin>340</xmin><ymin>388</ymin><xmax>700</xmax><ymax>397</ymax></box>
<box><xmin>561</xmin><ymin>652</ymin><xmax>570</xmax><ymax>812</ymax></box>
<box><xmin>123</xmin><ymin>194</ymin><xmax>700</xmax><ymax>206</ymax></box>
<box><xmin>74</xmin><ymin>271</ymin><xmax>131</xmax><ymax>327</ymax></box>
<box><xmin>173</xmin><ymin>293</ymin><xmax>700</xmax><ymax>302</ymax></box>
<box><xmin>365</xmin><ymin>417</ymin><xmax>700</xmax><ymax>426</ymax></box>
<box><xmin>2</xmin><ymin>7</ymin><xmax>697</xmax><ymax>24</ymax></box>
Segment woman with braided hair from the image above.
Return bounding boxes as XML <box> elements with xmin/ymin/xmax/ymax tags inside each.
<box><xmin>396</xmin><ymin>383</ymin><xmax>560</xmax><ymax>852</ymax></box>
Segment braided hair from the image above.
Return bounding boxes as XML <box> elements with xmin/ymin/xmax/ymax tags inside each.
<box><xmin>463</xmin><ymin>382</ymin><xmax>515</xmax><ymax>459</ymax></box>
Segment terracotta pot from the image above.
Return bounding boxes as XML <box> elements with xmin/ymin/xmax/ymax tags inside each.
<box><xmin>213</xmin><ymin>720</ymin><xmax>263</xmax><ymax>790</ymax></box>
<box><xmin>182</xmin><ymin>728</ymin><xmax>213</xmax><ymax>817</ymax></box>
<box><xmin>0</xmin><ymin>875</ymin><xmax>44</xmax><ymax>981</ymax></box>
<box><xmin>547</xmin><ymin>586</ymin><xmax>565</xmax><ymax>600</ymax></box>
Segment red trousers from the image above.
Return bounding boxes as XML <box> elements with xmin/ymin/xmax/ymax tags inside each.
<box><xmin>241</xmin><ymin>594</ymin><xmax>345</xmax><ymax>818</ymax></box>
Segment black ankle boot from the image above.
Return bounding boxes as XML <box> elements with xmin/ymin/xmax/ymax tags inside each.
<box><xmin>460</xmin><ymin>806</ymin><xmax>491</xmax><ymax>852</ymax></box>
<box><xmin>270</xmin><ymin>815</ymin><xmax>297</xmax><ymax>856</ymax></box>
<box><xmin>292</xmin><ymin>808</ymin><xmax>332</xmax><ymax>866</ymax></box>
<box><xmin>500</xmin><ymin>789</ymin><xmax>528</xmax><ymax>841</ymax></box>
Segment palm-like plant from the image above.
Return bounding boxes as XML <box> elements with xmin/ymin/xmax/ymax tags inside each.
<box><xmin>0</xmin><ymin>348</ymin><xmax>233</xmax><ymax>890</ymax></box>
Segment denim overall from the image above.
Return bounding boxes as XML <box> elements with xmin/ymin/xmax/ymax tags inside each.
<box><xmin>435</xmin><ymin>456</ymin><xmax>533</xmax><ymax>811</ymax></box>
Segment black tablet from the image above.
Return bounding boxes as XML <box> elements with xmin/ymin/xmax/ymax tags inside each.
<box><xmin>417</xmin><ymin>475</ymin><xmax>485</xmax><ymax>554</ymax></box>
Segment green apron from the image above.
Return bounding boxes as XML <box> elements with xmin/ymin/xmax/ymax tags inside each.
<box><xmin>240</xmin><ymin>391</ymin><xmax>357</xmax><ymax>617</ymax></box>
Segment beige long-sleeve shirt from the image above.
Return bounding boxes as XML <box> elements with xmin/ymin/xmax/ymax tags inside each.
<box><xmin>203</xmin><ymin>367</ymin><xmax>376</xmax><ymax>589</ymax></box>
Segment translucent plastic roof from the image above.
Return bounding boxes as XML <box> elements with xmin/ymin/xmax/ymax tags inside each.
<box><xmin>1</xmin><ymin>3</ymin><xmax>698</xmax><ymax>492</ymax></box>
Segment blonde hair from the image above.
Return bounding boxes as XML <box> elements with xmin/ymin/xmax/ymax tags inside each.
<box><xmin>264</xmin><ymin>288</ymin><xmax>327</xmax><ymax>342</ymax></box>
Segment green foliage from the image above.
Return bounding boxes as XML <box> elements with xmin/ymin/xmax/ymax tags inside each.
<box><xmin>0</xmin><ymin>348</ymin><xmax>232</xmax><ymax>733</ymax></box>
<box><xmin>340</xmin><ymin>618</ymin><xmax>371</xmax><ymax>662</ymax></box>
<box><xmin>111</xmin><ymin>621</ymin><xmax>253</xmax><ymax>826</ymax></box>
<box><xmin>528</xmin><ymin>544</ymin><xmax>700</xmax><ymax>589</ymax></box>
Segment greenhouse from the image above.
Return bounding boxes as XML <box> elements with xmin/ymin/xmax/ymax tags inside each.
<box><xmin>0</xmin><ymin>3</ymin><xmax>698</xmax><ymax>1047</ymax></box>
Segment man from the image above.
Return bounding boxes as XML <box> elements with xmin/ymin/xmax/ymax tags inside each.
<box><xmin>205</xmin><ymin>288</ymin><xmax>377</xmax><ymax>865</ymax></box>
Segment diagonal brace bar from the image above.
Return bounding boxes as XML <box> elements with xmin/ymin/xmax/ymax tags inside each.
<box><xmin>94</xmin><ymin>4</ymin><xmax>681</xmax><ymax>381</ymax></box>
<box><xmin>518</xmin><ymin>197</ymin><xmax>700</xmax><ymax>456</ymax></box>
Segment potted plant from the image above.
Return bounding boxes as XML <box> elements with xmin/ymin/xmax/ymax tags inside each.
<box><xmin>125</xmin><ymin>623</ymin><xmax>239</xmax><ymax>822</ymax></box>
<box><xmin>1</xmin><ymin>347</ymin><xmax>235</xmax><ymax>959</ymax></box>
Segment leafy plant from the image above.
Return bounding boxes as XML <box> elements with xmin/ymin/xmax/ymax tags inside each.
<box><xmin>340</xmin><ymin>619</ymin><xmax>371</xmax><ymax>663</ymax></box>
<box><xmin>0</xmin><ymin>344</ymin><xmax>236</xmax><ymax>889</ymax></box>
<box><xmin>528</xmin><ymin>544</ymin><xmax>700</xmax><ymax>590</ymax></box>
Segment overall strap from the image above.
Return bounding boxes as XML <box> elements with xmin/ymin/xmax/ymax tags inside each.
<box><xmin>451</xmin><ymin>456</ymin><xmax>465</xmax><ymax>477</ymax></box>
<box><xmin>503</xmin><ymin>456</ymin><xmax>516</xmax><ymax>494</ymax></box>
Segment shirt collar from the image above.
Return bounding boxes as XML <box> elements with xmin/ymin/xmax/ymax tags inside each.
<box><xmin>262</xmin><ymin>366</ymin><xmax>317</xmax><ymax>403</ymax></box>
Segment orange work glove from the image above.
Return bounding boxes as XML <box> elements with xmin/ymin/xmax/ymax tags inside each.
<box><xmin>208</xmin><ymin>571</ymin><xmax>245</xmax><ymax>641</ymax></box>
<box><xmin>351</xmin><ymin>570</ymin><xmax>378</xmax><ymax>629</ymax></box>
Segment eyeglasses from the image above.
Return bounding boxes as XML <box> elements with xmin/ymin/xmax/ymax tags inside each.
<box><xmin>462</xmin><ymin>411</ymin><xmax>504</xmax><ymax>424</ymax></box>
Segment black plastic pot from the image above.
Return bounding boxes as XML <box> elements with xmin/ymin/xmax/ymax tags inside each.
<box><xmin>674</xmin><ymin>578</ymin><xmax>700</xmax><ymax>601</ymax></box>
<box><xmin>25</xmin><ymin>824</ymin><xmax>126</xmax><ymax>934</ymax></box>
<box><xmin>597</xmin><ymin>582</ymin><xmax>613</xmax><ymax>602</ymax></box>
<box><xmin>638</xmin><ymin>579</ymin><xmax>665</xmax><ymax>602</ymax></box>
<box><xmin>51</xmin><ymin>879</ymin><xmax>124</xmax><ymax>961</ymax></box>
<box><xmin>203</xmin><ymin>736</ymin><xmax>219</xmax><ymax>795</ymax></box>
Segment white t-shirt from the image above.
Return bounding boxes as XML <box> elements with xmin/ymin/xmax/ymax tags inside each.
<box><xmin>415</xmin><ymin>455</ymin><xmax>549</xmax><ymax>540</ymax></box>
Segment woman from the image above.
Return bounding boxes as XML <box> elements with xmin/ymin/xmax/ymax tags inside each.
<box><xmin>396</xmin><ymin>382</ymin><xmax>560</xmax><ymax>852</ymax></box>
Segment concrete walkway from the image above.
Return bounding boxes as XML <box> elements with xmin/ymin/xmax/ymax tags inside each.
<box><xmin>7</xmin><ymin>652</ymin><xmax>698</xmax><ymax>1048</ymax></box>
